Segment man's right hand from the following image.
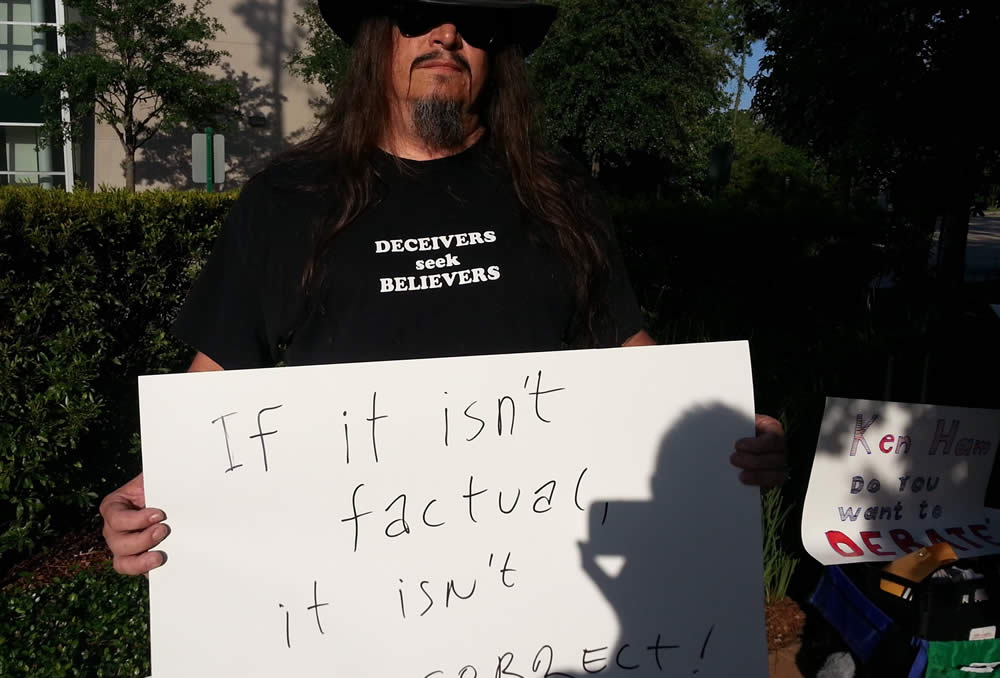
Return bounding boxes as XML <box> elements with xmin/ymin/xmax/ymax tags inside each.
<box><xmin>100</xmin><ymin>472</ymin><xmax>169</xmax><ymax>575</ymax></box>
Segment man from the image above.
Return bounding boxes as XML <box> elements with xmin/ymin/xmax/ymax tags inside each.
<box><xmin>100</xmin><ymin>0</ymin><xmax>788</xmax><ymax>576</ymax></box>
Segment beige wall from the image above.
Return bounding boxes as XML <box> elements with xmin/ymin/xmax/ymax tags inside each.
<box><xmin>91</xmin><ymin>0</ymin><xmax>324</xmax><ymax>190</ymax></box>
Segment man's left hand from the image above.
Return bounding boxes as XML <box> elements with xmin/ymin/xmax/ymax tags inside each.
<box><xmin>731</xmin><ymin>414</ymin><xmax>788</xmax><ymax>488</ymax></box>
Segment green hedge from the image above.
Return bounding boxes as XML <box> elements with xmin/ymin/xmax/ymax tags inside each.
<box><xmin>0</xmin><ymin>187</ymin><xmax>235</xmax><ymax>564</ymax></box>
<box><xmin>0</xmin><ymin>565</ymin><xmax>150</xmax><ymax>677</ymax></box>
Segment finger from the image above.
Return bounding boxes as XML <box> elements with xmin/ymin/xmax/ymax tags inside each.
<box><xmin>739</xmin><ymin>468</ymin><xmax>789</xmax><ymax>488</ymax></box>
<box><xmin>116</xmin><ymin>472</ymin><xmax>146</xmax><ymax>504</ymax></box>
<box><xmin>731</xmin><ymin>451</ymin><xmax>787</xmax><ymax>472</ymax></box>
<box><xmin>736</xmin><ymin>416</ymin><xmax>787</xmax><ymax>455</ymax></box>
<box><xmin>113</xmin><ymin>550</ymin><xmax>167</xmax><ymax>576</ymax></box>
<box><xmin>734</xmin><ymin>433</ymin><xmax>784</xmax><ymax>454</ymax></box>
<box><xmin>105</xmin><ymin>522</ymin><xmax>170</xmax><ymax>558</ymax></box>
<box><xmin>754</xmin><ymin>414</ymin><xmax>784</xmax><ymax>436</ymax></box>
<box><xmin>103</xmin><ymin>501</ymin><xmax>165</xmax><ymax>533</ymax></box>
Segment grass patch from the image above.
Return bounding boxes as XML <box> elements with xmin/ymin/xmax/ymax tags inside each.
<box><xmin>762</xmin><ymin>488</ymin><xmax>799</xmax><ymax>604</ymax></box>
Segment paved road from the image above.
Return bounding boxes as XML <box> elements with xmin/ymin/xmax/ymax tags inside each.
<box><xmin>965</xmin><ymin>214</ymin><xmax>1000</xmax><ymax>282</ymax></box>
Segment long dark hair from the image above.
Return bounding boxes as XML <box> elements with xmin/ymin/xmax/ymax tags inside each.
<box><xmin>268</xmin><ymin>16</ymin><xmax>613</xmax><ymax>346</ymax></box>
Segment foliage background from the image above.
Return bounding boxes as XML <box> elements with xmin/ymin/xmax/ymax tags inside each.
<box><xmin>0</xmin><ymin>189</ymin><xmax>234</xmax><ymax>562</ymax></box>
<box><xmin>529</xmin><ymin>0</ymin><xmax>737</xmax><ymax>197</ymax></box>
<box><xmin>0</xmin><ymin>565</ymin><xmax>149</xmax><ymax>677</ymax></box>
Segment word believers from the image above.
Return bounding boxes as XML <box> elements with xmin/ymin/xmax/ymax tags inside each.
<box><xmin>802</xmin><ymin>398</ymin><xmax>1000</xmax><ymax>565</ymax></box>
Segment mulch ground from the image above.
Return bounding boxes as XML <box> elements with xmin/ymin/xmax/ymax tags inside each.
<box><xmin>1</xmin><ymin>523</ymin><xmax>111</xmax><ymax>592</ymax></box>
<box><xmin>766</xmin><ymin>597</ymin><xmax>807</xmax><ymax>652</ymax></box>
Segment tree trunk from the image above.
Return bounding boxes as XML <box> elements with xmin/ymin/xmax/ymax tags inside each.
<box><xmin>932</xmin><ymin>146</ymin><xmax>978</xmax><ymax>288</ymax></box>
<box><xmin>732</xmin><ymin>48</ymin><xmax>747</xmax><ymax>131</ymax></box>
<box><xmin>124</xmin><ymin>149</ymin><xmax>136</xmax><ymax>192</ymax></box>
<box><xmin>936</xmin><ymin>199</ymin><xmax>970</xmax><ymax>288</ymax></box>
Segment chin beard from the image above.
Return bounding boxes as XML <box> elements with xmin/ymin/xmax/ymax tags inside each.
<box><xmin>411</xmin><ymin>97</ymin><xmax>466</xmax><ymax>150</ymax></box>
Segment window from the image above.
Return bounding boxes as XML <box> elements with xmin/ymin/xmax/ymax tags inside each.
<box><xmin>0</xmin><ymin>124</ymin><xmax>66</xmax><ymax>187</ymax></box>
<box><xmin>0</xmin><ymin>0</ymin><xmax>72</xmax><ymax>190</ymax></box>
<box><xmin>1</xmin><ymin>0</ymin><xmax>57</xmax><ymax>74</ymax></box>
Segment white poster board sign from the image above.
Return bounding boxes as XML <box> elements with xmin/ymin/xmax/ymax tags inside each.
<box><xmin>139</xmin><ymin>342</ymin><xmax>766</xmax><ymax>678</ymax></box>
<box><xmin>802</xmin><ymin>397</ymin><xmax>1000</xmax><ymax>565</ymax></box>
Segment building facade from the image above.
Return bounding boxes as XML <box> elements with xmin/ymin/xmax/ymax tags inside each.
<box><xmin>2</xmin><ymin>0</ymin><xmax>321</xmax><ymax>191</ymax></box>
<box><xmin>1</xmin><ymin>0</ymin><xmax>75</xmax><ymax>189</ymax></box>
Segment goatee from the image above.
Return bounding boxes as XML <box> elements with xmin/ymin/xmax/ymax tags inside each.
<box><xmin>412</xmin><ymin>97</ymin><xmax>466</xmax><ymax>150</ymax></box>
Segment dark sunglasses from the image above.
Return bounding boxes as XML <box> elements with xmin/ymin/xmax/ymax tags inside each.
<box><xmin>389</xmin><ymin>4</ymin><xmax>504</xmax><ymax>49</ymax></box>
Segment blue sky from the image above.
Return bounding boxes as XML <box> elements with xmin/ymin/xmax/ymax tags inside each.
<box><xmin>725</xmin><ymin>39</ymin><xmax>765</xmax><ymax>110</ymax></box>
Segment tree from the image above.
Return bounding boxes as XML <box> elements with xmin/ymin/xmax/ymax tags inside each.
<box><xmin>720</xmin><ymin>110</ymin><xmax>831</xmax><ymax>209</ymax></box>
<box><xmin>285</xmin><ymin>0</ymin><xmax>350</xmax><ymax>111</ymax></box>
<box><xmin>528</xmin><ymin>0</ymin><xmax>740</xmax><ymax>198</ymax></box>
<box><xmin>1</xmin><ymin>0</ymin><xmax>240</xmax><ymax>191</ymax></box>
<box><xmin>742</xmin><ymin>1</ymin><xmax>1000</xmax><ymax>286</ymax></box>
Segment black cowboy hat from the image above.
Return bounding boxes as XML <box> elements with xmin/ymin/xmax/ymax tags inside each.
<box><xmin>319</xmin><ymin>0</ymin><xmax>558</xmax><ymax>55</ymax></box>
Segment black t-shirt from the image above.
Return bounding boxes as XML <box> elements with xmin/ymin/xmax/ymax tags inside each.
<box><xmin>173</xmin><ymin>142</ymin><xmax>643</xmax><ymax>369</ymax></box>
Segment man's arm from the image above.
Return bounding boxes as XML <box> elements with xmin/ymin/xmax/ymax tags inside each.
<box><xmin>188</xmin><ymin>351</ymin><xmax>224</xmax><ymax>372</ymax></box>
<box><xmin>622</xmin><ymin>330</ymin><xmax>656</xmax><ymax>347</ymax></box>
<box><xmin>100</xmin><ymin>352</ymin><xmax>223</xmax><ymax>575</ymax></box>
<box><xmin>621</xmin><ymin>331</ymin><xmax>788</xmax><ymax>488</ymax></box>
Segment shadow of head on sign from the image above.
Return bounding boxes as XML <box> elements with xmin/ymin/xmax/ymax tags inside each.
<box><xmin>565</xmin><ymin>404</ymin><xmax>756</xmax><ymax>677</ymax></box>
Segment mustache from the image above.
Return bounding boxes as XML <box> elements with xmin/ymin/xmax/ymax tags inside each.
<box><xmin>411</xmin><ymin>51</ymin><xmax>471</xmax><ymax>74</ymax></box>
